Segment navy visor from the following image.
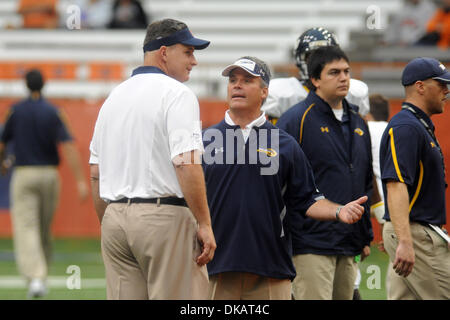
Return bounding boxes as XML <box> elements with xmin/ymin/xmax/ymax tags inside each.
<box><xmin>143</xmin><ymin>28</ymin><xmax>210</xmax><ymax>52</ymax></box>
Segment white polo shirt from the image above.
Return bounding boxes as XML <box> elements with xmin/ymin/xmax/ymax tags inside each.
<box><xmin>89</xmin><ymin>66</ymin><xmax>204</xmax><ymax>201</ymax></box>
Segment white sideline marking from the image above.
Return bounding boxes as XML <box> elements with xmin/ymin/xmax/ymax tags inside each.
<box><xmin>0</xmin><ymin>276</ymin><xmax>105</xmax><ymax>289</ymax></box>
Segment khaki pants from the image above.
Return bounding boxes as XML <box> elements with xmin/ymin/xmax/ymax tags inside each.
<box><xmin>101</xmin><ymin>202</ymin><xmax>209</xmax><ymax>300</ymax></box>
<box><xmin>292</xmin><ymin>254</ymin><xmax>357</xmax><ymax>300</ymax></box>
<box><xmin>10</xmin><ymin>166</ymin><xmax>60</xmax><ymax>282</ymax></box>
<box><xmin>208</xmin><ymin>272</ymin><xmax>291</xmax><ymax>300</ymax></box>
<box><xmin>383</xmin><ymin>221</ymin><xmax>450</xmax><ymax>300</ymax></box>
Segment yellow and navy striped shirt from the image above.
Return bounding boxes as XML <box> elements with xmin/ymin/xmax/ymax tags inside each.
<box><xmin>380</xmin><ymin>103</ymin><xmax>446</xmax><ymax>225</ymax></box>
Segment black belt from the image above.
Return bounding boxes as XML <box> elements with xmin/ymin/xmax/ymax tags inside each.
<box><xmin>110</xmin><ymin>197</ymin><xmax>187</xmax><ymax>207</ymax></box>
<box><xmin>387</xmin><ymin>220</ymin><xmax>444</xmax><ymax>229</ymax></box>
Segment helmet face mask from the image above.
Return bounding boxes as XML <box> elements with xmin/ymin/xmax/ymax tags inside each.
<box><xmin>294</xmin><ymin>27</ymin><xmax>338</xmax><ymax>80</ymax></box>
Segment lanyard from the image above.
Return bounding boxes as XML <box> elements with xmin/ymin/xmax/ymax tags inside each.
<box><xmin>402</xmin><ymin>104</ymin><xmax>447</xmax><ymax>186</ymax></box>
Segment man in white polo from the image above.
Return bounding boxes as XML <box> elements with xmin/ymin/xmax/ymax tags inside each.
<box><xmin>89</xmin><ymin>18</ymin><xmax>216</xmax><ymax>300</ymax></box>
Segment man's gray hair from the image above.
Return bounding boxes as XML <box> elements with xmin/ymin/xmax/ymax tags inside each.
<box><xmin>240</xmin><ymin>56</ymin><xmax>272</xmax><ymax>87</ymax></box>
<box><xmin>143</xmin><ymin>19</ymin><xmax>187</xmax><ymax>47</ymax></box>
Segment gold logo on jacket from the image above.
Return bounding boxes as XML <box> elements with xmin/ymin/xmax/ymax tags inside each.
<box><xmin>320</xmin><ymin>127</ymin><xmax>329</xmax><ymax>133</ymax></box>
<box><xmin>430</xmin><ymin>141</ymin><xmax>436</xmax><ymax>148</ymax></box>
<box><xmin>257</xmin><ymin>148</ymin><xmax>278</xmax><ymax>157</ymax></box>
<box><xmin>354</xmin><ymin>128</ymin><xmax>364</xmax><ymax>136</ymax></box>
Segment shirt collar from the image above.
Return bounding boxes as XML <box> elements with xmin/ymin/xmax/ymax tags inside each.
<box><xmin>224</xmin><ymin>110</ymin><xmax>267</xmax><ymax>129</ymax></box>
<box><xmin>131</xmin><ymin>66</ymin><xmax>166</xmax><ymax>77</ymax></box>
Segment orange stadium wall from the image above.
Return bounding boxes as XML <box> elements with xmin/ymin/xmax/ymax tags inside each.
<box><xmin>0</xmin><ymin>98</ymin><xmax>448</xmax><ymax>243</ymax></box>
<box><xmin>0</xmin><ymin>97</ymin><xmax>229</xmax><ymax>238</ymax></box>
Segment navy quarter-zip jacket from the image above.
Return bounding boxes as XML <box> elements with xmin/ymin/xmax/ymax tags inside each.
<box><xmin>202</xmin><ymin>120</ymin><xmax>323</xmax><ymax>279</ymax></box>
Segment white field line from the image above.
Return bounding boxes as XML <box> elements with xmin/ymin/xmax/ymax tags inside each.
<box><xmin>0</xmin><ymin>276</ymin><xmax>105</xmax><ymax>289</ymax></box>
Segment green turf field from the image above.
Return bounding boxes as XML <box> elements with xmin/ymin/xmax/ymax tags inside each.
<box><xmin>0</xmin><ymin>238</ymin><xmax>390</xmax><ymax>300</ymax></box>
<box><xmin>0</xmin><ymin>237</ymin><xmax>106</xmax><ymax>300</ymax></box>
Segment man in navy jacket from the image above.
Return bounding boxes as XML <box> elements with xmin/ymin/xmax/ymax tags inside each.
<box><xmin>202</xmin><ymin>56</ymin><xmax>368</xmax><ymax>300</ymax></box>
<box><xmin>277</xmin><ymin>46</ymin><xmax>374</xmax><ymax>300</ymax></box>
<box><xmin>380</xmin><ymin>57</ymin><xmax>450</xmax><ymax>299</ymax></box>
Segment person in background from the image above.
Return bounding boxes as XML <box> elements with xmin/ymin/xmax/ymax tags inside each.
<box><xmin>262</xmin><ymin>27</ymin><xmax>370</xmax><ymax>123</ymax></box>
<box><xmin>263</xmin><ymin>27</ymin><xmax>377</xmax><ymax>301</ymax></box>
<box><xmin>365</xmin><ymin>93</ymin><xmax>393</xmax><ymax>295</ymax></box>
<box><xmin>417</xmin><ymin>0</ymin><xmax>450</xmax><ymax>49</ymax></box>
<box><xmin>0</xmin><ymin>69</ymin><xmax>89</xmax><ymax>298</ymax></box>
<box><xmin>380</xmin><ymin>57</ymin><xmax>450</xmax><ymax>299</ymax></box>
<box><xmin>277</xmin><ymin>46</ymin><xmax>374</xmax><ymax>300</ymax></box>
<box><xmin>382</xmin><ymin>0</ymin><xmax>436</xmax><ymax>47</ymax></box>
<box><xmin>108</xmin><ymin>0</ymin><xmax>148</xmax><ymax>29</ymax></box>
<box><xmin>73</xmin><ymin>0</ymin><xmax>113</xmax><ymax>29</ymax></box>
<box><xmin>366</xmin><ymin>94</ymin><xmax>390</xmax><ymax>225</ymax></box>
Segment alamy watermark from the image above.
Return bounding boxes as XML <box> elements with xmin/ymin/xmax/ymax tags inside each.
<box><xmin>65</xmin><ymin>5</ymin><xmax>81</xmax><ymax>30</ymax></box>
<box><xmin>203</xmin><ymin>128</ymin><xmax>280</xmax><ymax>176</ymax></box>
<box><xmin>65</xmin><ymin>3</ymin><xmax>386</xmax><ymax>32</ymax></box>
<box><xmin>171</xmin><ymin>126</ymin><xmax>280</xmax><ymax>176</ymax></box>
<box><xmin>366</xmin><ymin>5</ymin><xmax>383</xmax><ymax>30</ymax></box>
<box><xmin>366</xmin><ymin>264</ymin><xmax>382</xmax><ymax>290</ymax></box>
<box><xmin>66</xmin><ymin>265</ymin><xmax>81</xmax><ymax>290</ymax></box>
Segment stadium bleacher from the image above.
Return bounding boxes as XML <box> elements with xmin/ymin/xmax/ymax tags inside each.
<box><xmin>0</xmin><ymin>0</ymin><xmax>447</xmax><ymax>100</ymax></box>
